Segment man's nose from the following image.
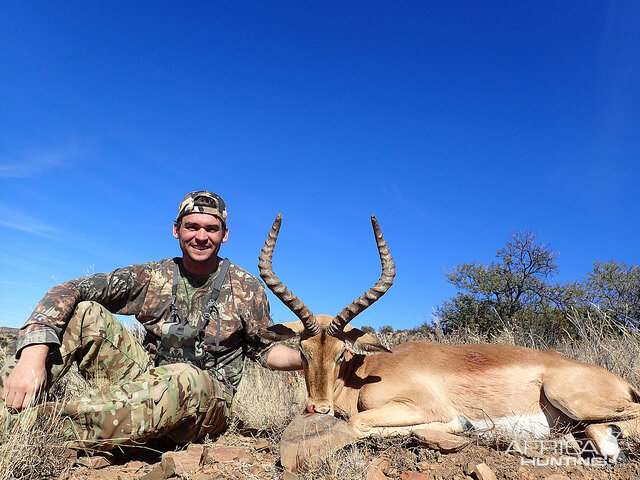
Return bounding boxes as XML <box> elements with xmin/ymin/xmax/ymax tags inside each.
<box><xmin>195</xmin><ymin>228</ymin><xmax>208</xmax><ymax>241</ymax></box>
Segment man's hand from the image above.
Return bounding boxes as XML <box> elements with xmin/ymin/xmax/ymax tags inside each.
<box><xmin>1</xmin><ymin>344</ymin><xmax>49</xmax><ymax>411</ymax></box>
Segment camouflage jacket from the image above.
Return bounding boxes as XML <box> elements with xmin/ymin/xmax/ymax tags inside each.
<box><xmin>17</xmin><ymin>257</ymin><xmax>274</xmax><ymax>390</ymax></box>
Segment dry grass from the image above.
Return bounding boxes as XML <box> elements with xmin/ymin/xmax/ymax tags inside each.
<box><xmin>0</xmin><ymin>400</ymin><xmax>72</xmax><ymax>480</ymax></box>
<box><xmin>232</xmin><ymin>360</ymin><xmax>307</xmax><ymax>437</ymax></box>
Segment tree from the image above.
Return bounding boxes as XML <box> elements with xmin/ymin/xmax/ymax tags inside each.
<box><xmin>580</xmin><ymin>261</ymin><xmax>640</xmax><ymax>327</ymax></box>
<box><xmin>436</xmin><ymin>231</ymin><xmax>564</xmax><ymax>333</ymax></box>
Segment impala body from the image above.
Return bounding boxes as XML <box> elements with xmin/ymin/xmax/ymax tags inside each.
<box><xmin>258</xmin><ymin>214</ymin><xmax>640</xmax><ymax>462</ymax></box>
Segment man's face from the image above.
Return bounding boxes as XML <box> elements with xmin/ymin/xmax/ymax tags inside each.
<box><xmin>173</xmin><ymin>213</ymin><xmax>229</xmax><ymax>268</ymax></box>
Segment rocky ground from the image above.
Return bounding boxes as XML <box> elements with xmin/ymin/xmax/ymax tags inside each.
<box><xmin>59</xmin><ymin>429</ymin><xmax>640</xmax><ymax>480</ymax></box>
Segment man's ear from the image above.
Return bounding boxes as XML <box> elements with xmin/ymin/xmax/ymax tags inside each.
<box><xmin>258</xmin><ymin>321</ymin><xmax>305</xmax><ymax>342</ymax></box>
<box><xmin>173</xmin><ymin>222</ymin><xmax>180</xmax><ymax>239</ymax></box>
<box><xmin>221</xmin><ymin>226</ymin><xmax>229</xmax><ymax>243</ymax></box>
<box><xmin>338</xmin><ymin>325</ymin><xmax>391</xmax><ymax>353</ymax></box>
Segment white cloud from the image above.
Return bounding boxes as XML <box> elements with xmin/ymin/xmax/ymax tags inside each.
<box><xmin>0</xmin><ymin>205</ymin><xmax>60</xmax><ymax>241</ymax></box>
<box><xmin>0</xmin><ymin>145</ymin><xmax>81</xmax><ymax>178</ymax></box>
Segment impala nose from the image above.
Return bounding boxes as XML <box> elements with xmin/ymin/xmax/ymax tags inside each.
<box><xmin>307</xmin><ymin>403</ymin><xmax>332</xmax><ymax>415</ymax></box>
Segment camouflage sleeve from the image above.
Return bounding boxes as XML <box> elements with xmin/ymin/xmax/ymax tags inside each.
<box><xmin>17</xmin><ymin>265</ymin><xmax>151</xmax><ymax>355</ymax></box>
<box><xmin>243</xmin><ymin>280</ymin><xmax>276</xmax><ymax>367</ymax></box>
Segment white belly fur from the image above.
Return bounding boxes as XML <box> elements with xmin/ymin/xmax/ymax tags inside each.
<box><xmin>468</xmin><ymin>412</ymin><xmax>551</xmax><ymax>439</ymax></box>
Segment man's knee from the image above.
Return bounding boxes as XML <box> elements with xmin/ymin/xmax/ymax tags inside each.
<box><xmin>66</xmin><ymin>301</ymin><xmax>121</xmax><ymax>339</ymax></box>
<box><xmin>73</xmin><ymin>301</ymin><xmax>107</xmax><ymax>320</ymax></box>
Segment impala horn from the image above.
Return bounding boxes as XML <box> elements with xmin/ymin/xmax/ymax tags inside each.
<box><xmin>258</xmin><ymin>214</ymin><xmax>320</xmax><ymax>335</ymax></box>
<box><xmin>327</xmin><ymin>215</ymin><xmax>395</xmax><ymax>335</ymax></box>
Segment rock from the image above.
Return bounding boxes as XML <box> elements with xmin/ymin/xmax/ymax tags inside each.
<box><xmin>161</xmin><ymin>449</ymin><xmax>202</xmax><ymax>476</ymax></box>
<box><xmin>413</xmin><ymin>429</ymin><xmax>471</xmax><ymax>453</ymax></box>
<box><xmin>190</xmin><ymin>474</ymin><xmax>216</xmax><ymax>480</ymax></box>
<box><xmin>472</xmin><ymin>463</ymin><xmax>497</xmax><ymax>480</ymax></box>
<box><xmin>253</xmin><ymin>438</ymin><xmax>271</xmax><ymax>452</ymax></box>
<box><xmin>280</xmin><ymin>413</ymin><xmax>360</xmax><ymax>473</ymax></box>
<box><xmin>399</xmin><ymin>472</ymin><xmax>431</xmax><ymax>480</ymax></box>
<box><xmin>126</xmin><ymin>460</ymin><xmax>146</xmax><ymax>471</ymax></box>
<box><xmin>370</xmin><ymin>457</ymin><xmax>390</xmax><ymax>473</ymax></box>
<box><xmin>139</xmin><ymin>464</ymin><xmax>167</xmax><ymax>480</ymax></box>
<box><xmin>186</xmin><ymin>444</ymin><xmax>205</xmax><ymax>462</ymax></box>
<box><xmin>367</xmin><ymin>467</ymin><xmax>388</xmax><ymax>480</ymax></box>
<box><xmin>203</xmin><ymin>446</ymin><xmax>254</xmax><ymax>464</ymax></box>
<box><xmin>282</xmin><ymin>471</ymin><xmax>301</xmax><ymax>480</ymax></box>
<box><xmin>543</xmin><ymin>476</ymin><xmax>570</xmax><ymax>480</ymax></box>
<box><xmin>76</xmin><ymin>455</ymin><xmax>112</xmax><ymax>469</ymax></box>
<box><xmin>463</xmin><ymin>461</ymin><xmax>476</xmax><ymax>475</ymax></box>
<box><xmin>367</xmin><ymin>458</ymin><xmax>390</xmax><ymax>480</ymax></box>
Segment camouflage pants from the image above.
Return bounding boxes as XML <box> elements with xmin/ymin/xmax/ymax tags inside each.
<box><xmin>0</xmin><ymin>301</ymin><xmax>229</xmax><ymax>450</ymax></box>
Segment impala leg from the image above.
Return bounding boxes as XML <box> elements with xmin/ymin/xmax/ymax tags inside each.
<box><xmin>348</xmin><ymin>402</ymin><xmax>464</xmax><ymax>437</ymax></box>
<box><xmin>584</xmin><ymin>423</ymin><xmax>621</xmax><ymax>463</ymax></box>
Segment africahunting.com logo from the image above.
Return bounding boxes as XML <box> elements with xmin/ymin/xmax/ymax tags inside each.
<box><xmin>504</xmin><ymin>436</ymin><xmax>618</xmax><ymax>467</ymax></box>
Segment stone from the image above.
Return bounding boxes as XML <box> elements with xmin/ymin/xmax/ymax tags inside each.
<box><xmin>370</xmin><ymin>457</ymin><xmax>390</xmax><ymax>473</ymax></box>
<box><xmin>367</xmin><ymin>466</ymin><xmax>388</xmax><ymax>480</ymax></box>
<box><xmin>126</xmin><ymin>460</ymin><xmax>146</xmax><ymax>471</ymax></box>
<box><xmin>161</xmin><ymin>449</ymin><xmax>202</xmax><ymax>476</ymax></box>
<box><xmin>253</xmin><ymin>438</ymin><xmax>271</xmax><ymax>452</ymax></box>
<box><xmin>413</xmin><ymin>429</ymin><xmax>471</xmax><ymax>453</ymax></box>
<box><xmin>280</xmin><ymin>413</ymin><xmax>360</xmax><ymax>473</ymax></box>
<box><xmin>282</xmin><ymin>471</ymin><xmax>301</xmax><ymax>480</ymax></box>
<box><xmin>463</xmin><ymin>461</ymin><xmax>476</xmax><ymax>475</ymax></box>
<box><xmin>543</xmin><ymin>476</ymin><xmax>570</xmax><ymax>480</ymax></box>
<box><xmin>472</xmin><ymin>463</ymin><xmax>497</xmax><ymax>480</ymax></box>
<box><xmin>186</xmin><ymin>444</ymin><xmax>205</xmax><ymax>462</ymax></box>
<box><xmin>399</xmin><ymin>472</ymin><xmax>431</xmax><ymax>480</ymax></box>
<box><xmin>203</xmin><ymin>446</ymin><xmax>254</xmax><ymax>464</ymax></box>
<box><xmin>76</xmin><ymin>455</ymin><xmax>112</xmax><ymax>469</ymax></box>
<box><xmin>139</xmin><ymin>464</ymin><xmax>168</xmax><ymax>480</ymax></box>
<box><xmin>366</xmin><ymin>458</ymin><xmax>390</xmax><ymax>480</ymax></box>
<box><xmin>190</xmin><ymin>474</ymin><xmax>216</xmax><ymax>480</ymax></box>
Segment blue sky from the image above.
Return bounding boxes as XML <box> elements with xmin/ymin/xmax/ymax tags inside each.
<box><xmin>1</xmin><ymin>1</ymin><xmax>639</xmax><ymax>330</ymax></box>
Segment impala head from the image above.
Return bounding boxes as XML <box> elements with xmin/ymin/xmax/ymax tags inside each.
<box><xmin>258</xmin><ymin>214</ymin><xmax>395</xmax><ymax>415</ymax></box>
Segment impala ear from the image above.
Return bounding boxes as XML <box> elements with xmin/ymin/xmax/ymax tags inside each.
<box><xmin>339</xmin><ymin>325</ymin><xmax>391</xmax><ymax>353</ymax></box>
<box><xmin>259</xmin><ymin>321</ymin><xmax>306</xmax><ymax>341</ymax></box>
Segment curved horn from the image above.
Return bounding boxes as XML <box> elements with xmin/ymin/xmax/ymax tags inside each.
<box><xmin>327</xmin><ymin>215</ymin><xmax>395</xmax><ymax>335</ymax></box>
<box><xmin>258</xmin><ymin>214</ymin><xmax>320</xmax><ymax>335</ymax></box>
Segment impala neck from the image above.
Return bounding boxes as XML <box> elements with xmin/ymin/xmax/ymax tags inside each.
<box><xmin>332</xmin><ymin>352</ymin><xmax>368</xmax><ymax>418</ymax></box>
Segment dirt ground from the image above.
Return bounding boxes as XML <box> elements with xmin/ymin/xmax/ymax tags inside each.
<box><xmin>63</xmin><ymin>432</ymin><xmax>640</xmax><ymax>480</ymax></box>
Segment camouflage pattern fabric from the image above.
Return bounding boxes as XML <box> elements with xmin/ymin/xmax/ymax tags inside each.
<box><xmin>17</xmin><ymin>257</ymin><xmax>274</xmax><ymax>391</ymax></box>
<box><xmin>176</xmin><ymin>190</ymin><xmax>227</xmax><ymax>223</ymax></box>
<box><xmin>2</xmin><ymin>301</ymin><xmax>229</xmax><ymax>450</ymax></box>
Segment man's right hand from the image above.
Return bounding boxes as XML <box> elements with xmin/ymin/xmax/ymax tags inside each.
<box><xmin>1</xmin><ymin>344</ymin><xmax>49</xmax><ymax>411</ymax></box>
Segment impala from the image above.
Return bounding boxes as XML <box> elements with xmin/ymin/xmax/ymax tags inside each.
<box><xmin>258</xmin><ymin>214</ymin><xmax>640</xmax><ymax>461</ymax></box>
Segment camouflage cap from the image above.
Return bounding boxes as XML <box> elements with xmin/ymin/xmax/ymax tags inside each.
<box><xmin>176</xmin><ymin>191</ymin><xmax>227</xmax><ymax>224</ymax></box>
